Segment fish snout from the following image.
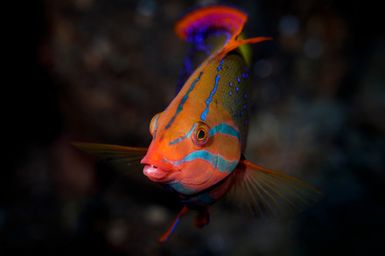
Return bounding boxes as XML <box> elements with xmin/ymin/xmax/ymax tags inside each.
<box><xmin>141</xmin><ymin>156</ymin><xmax>178</xmax><ymax>183</ymax></box>
<box><xmin>142</xmin><ymin>164</ymin><xmax>171</xmax><ymax>181</ymax></box>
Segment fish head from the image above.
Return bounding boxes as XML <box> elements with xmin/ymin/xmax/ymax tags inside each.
<box><xmin>141</xmin><ymin>90</ymin><xmax>241</xmax><ymax>195</ymax></box>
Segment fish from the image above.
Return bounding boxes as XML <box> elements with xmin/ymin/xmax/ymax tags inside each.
<box><xmin>73</xmin><ymin>5</ymin><xmax>320</xmax><ymax>242</ymax></box>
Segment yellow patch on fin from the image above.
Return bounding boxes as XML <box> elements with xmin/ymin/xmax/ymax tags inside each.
<box><xmin>227</xmin><ymin>159</ymin><xmax>321</xmax><ymax>217</ymax></box>
<box><xmin>218</xmin><ymin>36</ymin><xmax>272</xmax><ymax>59</ymax></box>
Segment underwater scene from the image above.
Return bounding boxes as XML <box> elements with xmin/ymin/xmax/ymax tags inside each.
<box><xmin>2</xmin><ymin>0</ymin><xmax>384</xmax><ymax>255</ymax></box>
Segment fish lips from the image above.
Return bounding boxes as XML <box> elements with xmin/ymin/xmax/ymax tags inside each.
<box><xmin>141</xmin><ymin>160</ymin><xmax>180</xmax><ymax>183</ymax></box>
<box><xmin>142</xmin><ymin>165</ymin><xmax>170</xmax><ymax>181</ymax></box>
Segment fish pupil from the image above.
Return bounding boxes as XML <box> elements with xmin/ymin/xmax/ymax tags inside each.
<box><xmin>197</xmin><ymin>129</ymin><xmax>206</xmax><ymax>140</ymax></box>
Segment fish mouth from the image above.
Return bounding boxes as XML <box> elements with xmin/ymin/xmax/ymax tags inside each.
<box><xmin>143</xmin><ymin>164</ymin><xmax>172</xmax><ymax>181</ymax></box>
<box><xmin>141</xmin><ymin>156</ymin><xmax>181</xmax><ymax>183</ymax></box>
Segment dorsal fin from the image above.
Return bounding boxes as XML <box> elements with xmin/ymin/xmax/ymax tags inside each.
<box><xmin>174</xmin><ymin>6</ymin><xmax>272</xmax><ymax>92</ymax></box>
<box><xmin>175</xmin><ymin>5</ymin><xmax>271</xmax><ymax>56</ymax></box>
<box><xmin>174</xmin><ymin>6</ymin><xmax>249</xmax><ymax>92</ymax></box>
<box><xmin>175</xmin><ymin>5</ymin><xmax>248</xmax><ymax>43</ymax></box>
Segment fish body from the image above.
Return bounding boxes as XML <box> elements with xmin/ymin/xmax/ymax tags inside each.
<box><xmin>141</xmin><ymin>52</ymin><xmax>249</xmax><ymax>195</ymax></box>
<box><xmin>74</xmin><ymin>5</ymin><xmax>319</xmax><ymax>242</ymax></box>
<box><xmin>141</xmin><ymin>6</ymin><xmax>265</xmax><ymax>200</ymax></box>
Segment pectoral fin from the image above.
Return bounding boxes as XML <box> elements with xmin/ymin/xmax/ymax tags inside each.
<box><xmin>72</xmin><ymin>142</ymin><xmax>147</xmax><ymax>166</ymax></box>
<box><xmin>227</xmin><ymin>159</ymin><xmax>321</xmax><ymax>217</ymax></box>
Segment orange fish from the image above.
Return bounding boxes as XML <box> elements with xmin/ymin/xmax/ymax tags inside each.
<box><xmin>74</xmin><ymin>5</ymin><xmax>319</xmax><ymax>242</ymax></box>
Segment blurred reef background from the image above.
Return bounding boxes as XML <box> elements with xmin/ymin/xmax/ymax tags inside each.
<box><xmin>2</xmin><ymin>0</ymin><xmax>384</xmax><ymax>255</ymax></box>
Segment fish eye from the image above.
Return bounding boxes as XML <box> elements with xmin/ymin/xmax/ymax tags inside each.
<box><xmin>149</xmin><ymin>113</ymin><xmax>161</xmax><ymax>136</ymax></box>
<box><xmin>192</xmin><ymin>122</ymin><xmax>209</xmax><ymax>146</ymax></box>
<box><xmin>197</xmin><ymin>129</ymin><xmax>206</xmax><ymax>140</ymax></box>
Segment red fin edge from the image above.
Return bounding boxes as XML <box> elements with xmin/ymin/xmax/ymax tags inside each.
<box><xmin>175</xmin><ymin>6</ymin><xmax>248</xmax><ymax>41</ymax></box>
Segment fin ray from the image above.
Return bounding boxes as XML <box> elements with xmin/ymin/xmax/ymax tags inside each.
<box><xmin>227</xmin><ymin>160</ymin><xmax>321</xmax><ymax>217</ymax></box>
<box><xmin>72</xmin><ymin>142</ymin><xmax>147</xmax><ymax>167</ymax></box>
<box><xmin>175</xmin><ymin>6</ymin><xmax>247</xmax><ymax>42</ymax></box>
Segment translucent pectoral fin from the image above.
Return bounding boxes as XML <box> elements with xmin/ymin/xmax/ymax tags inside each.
<box><xmin>227</xmin><ymin>159</ymin><xmax>321</xmax><ymax>217</ymax></box>
<box><xmin>72</xmin><ymin>142</ymin><xmax>147</xmax><ymax>167</ymax></box>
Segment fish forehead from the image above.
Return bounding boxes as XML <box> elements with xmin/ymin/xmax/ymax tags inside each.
<box><xmin>161</xmin><ymin>51</ymin><xmax>250</xmax><ymax>147</ymax></box>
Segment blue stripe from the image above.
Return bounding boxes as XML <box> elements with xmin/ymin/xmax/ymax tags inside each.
<box><xmin>200</xmin><ymin>74</ymin><xmax>220</xmax><ymax>121</ymax></box>
<box><xmin>152</xmin><ymin>114</ymin><xmax>159</xmax><ymax>138</ymax></box>
<box><xmin>170</xmin><ymin>150</ymin><xmax>238</xmax><ymax>173</ymax></box>
<box><xmin>169</xmin><ymin>218</ymin><xmax>179</xmax><ymax>237</ymax></box>
<box><xmin>168</xmin><ymin>182</ymin><xmax>197</xmax><ymax>194</ymax></box>
<box><xmin>208</xmin><ymin>123</ymin><xmax>240</xmax><ymax>141</ymax></box>
<box><xmin>169</xmin><ymin>123</ymin><xmax>240</xmax><ymax>145</ymax></box>
<box><xmin>166</xmin><ymin>72</ymin><xmax>203</xmax><ymax>129</ymax></box>
<box><xmin>181</xmin><ymin>192</ymin><xmax>215</xmax><ymax>205</ymax></box>
<box><xmin>169</xmin><ymin>123</ymin><xmax>197</xmax><ymax>145</ymax></box>
<box><xmin>217</xmin><ymin>58</ymin><xmax>225</xmax><ymax>71</ymax></box>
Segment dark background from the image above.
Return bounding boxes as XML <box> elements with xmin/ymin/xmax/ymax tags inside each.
<box><xmin>2</xmin><ymin>0</ymin><xmax>384</xmax><ymax>255</ymax></box>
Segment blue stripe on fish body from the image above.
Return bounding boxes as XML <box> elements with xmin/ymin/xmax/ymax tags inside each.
<box><xmin>200</xmin><ymin>74</ymin><xmax>220</xmax><ymax>121</ymax></box>
<box><xmin>169</xmin><ymin>123</ymin><xmax>197</xmax><ymax>145</ymax></box>
<box><xmin>168</xmin><ymin>182</ymin><xmax>197</xmax><ymax>194</ymax></box>
<box><xmin>209</xmin><ymin>123</ymin><xmax>240</xmax><ymax>141</ymax></box>
<box><xmin>169</xmin><ymin>123</ymin><xmax>240</xmax><ymax>145</ymax></box>
<box><xmin>166</xmin><ymin>72</ymin><xmax>203</xmax><ymax>129</ymax></box>
<box><xmin>196</xmin><ymin>193</ymin><xmax>215</xmax><ymax>205</ymax></box>
<box><xmin>152</xmin><ymin>114</ymin><xmax>160</xmax><ymax>138</ymax></box>
<box><xmin>181</xmin><ymin>192</ymin><xmax>215</xmax><ymax>206</ymax></box>
<box><xmin>172</xmin><ymin>150</ymin><xmax>238</xmax><ymax>173</ymax></box>
<box><xmin>217</xmin><ymin>58</ymin><xmax>225</xmax><ymax>71</ymax></box>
